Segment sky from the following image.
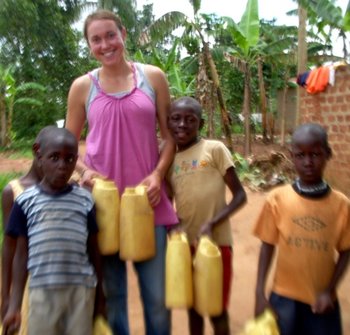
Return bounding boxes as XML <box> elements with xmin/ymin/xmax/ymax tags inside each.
<box><xmin>137</xmin><ymin>0</ymin><xmax>348</xmax><ymax>24</ymax></box>
<box><xmin>136</xmin><ymin>0</ymin><xmax>349</xmax><ymax>56</ymax></box>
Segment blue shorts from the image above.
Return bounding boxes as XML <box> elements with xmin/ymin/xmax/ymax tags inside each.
<box><xmin>269</xmin><ymin>292</ymin><xmax>342</xmax><ymax>335</ymax></box>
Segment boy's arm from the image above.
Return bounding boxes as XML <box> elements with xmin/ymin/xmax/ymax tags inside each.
<box><xmin>255</xmin><ymin>241</ymin><xmax>275</xmax><ymax>317</ymax></box>
<box><xmin>2</xmin><ymin>236</ymin><xmax>28</xmax><ymax>334</ymax></box>
<box><xmin>1</xmin><ymin>184</ymin><xmax>16</xmax><ymax>319</ymax></box>
<box><xmin>87</xmin><ymin>232</ymin><xmax>106</xmax><ymax>318</ymax></box>
<box><xmin>312</xmin><ymin>249</ymin><xmax>350</xmax><ymax>314</ymax></box>
<box><xmin>199</xmin><ymin>166</ymin><xmax>247</xmax><ymax>236</ymax></box>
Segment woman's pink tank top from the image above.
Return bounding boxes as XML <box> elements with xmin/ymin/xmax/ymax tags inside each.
<box><xmin>85</xmin><ymin>63</ymin><xmax>177</xmax><ymax>226</ymax></box>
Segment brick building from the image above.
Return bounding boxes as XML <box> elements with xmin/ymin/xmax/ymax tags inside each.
<box><xmin>299</xmin><ymin>65</ymin><xmax>350</xmax><ymax>197</ymax></box>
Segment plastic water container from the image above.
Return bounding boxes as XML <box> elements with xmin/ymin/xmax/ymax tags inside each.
<box><xmin>119</xmin><ymin>185</ymin><xmax>155</xmax><ymax>261</ymax></box>
<box><xmin>92</xmin><ymin>178</ymin><xmax>120</xmax><ymax>255</ymax></box>
<box><xmin>166</xmin><ymin>232</ymin><xmax>193</xmax><ymax>308</ymax></box>
<box><xmin>93</xmin><ymin>315</ymin><xmax>113</xmax><ymax>335</ymax></box>
<box><xmin>193</xmin><ymin>236</ymin><xmax>223</xmax><ymax>316</ymax></box>
<box><xmin>238</xmin><ymin>309</ymin><xmax>280</xmax><ymax>335</ymax></box>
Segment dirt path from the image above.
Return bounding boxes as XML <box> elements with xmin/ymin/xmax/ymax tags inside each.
<box><xmin>127</xmin><ymin>189</ymin><xmax>350</xmax><ymax>334</ymax></box>
<box><xmin>1</xmin><ymin>152</ymin><xmax>350</xmax><ymax>334</ymax></box>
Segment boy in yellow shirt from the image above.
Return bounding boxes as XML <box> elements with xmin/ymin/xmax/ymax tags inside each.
<box><xmin>167</xmin><ymin>97</ymin><xmax>247</xmax><ymax>334</ymax></box>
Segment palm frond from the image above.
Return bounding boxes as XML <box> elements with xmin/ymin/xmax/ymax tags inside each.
<box><xmin>139</xmin><ymin>11</ymin><xmax>188</xmax><ymax>46</ymax></box>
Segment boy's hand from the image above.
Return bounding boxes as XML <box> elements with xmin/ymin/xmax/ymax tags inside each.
<box><xmin>2</xmin><ymin>310</ymin><xmax>21</xmax><ymax>335</ymax></box>
<box><xmin>254</xmin><ymin>293</ymin><xmax>272</xmax><ymax>317</ymax></box>
<box><xmin>312</xmin><ymin>291</ymin><xmax>335</xmax><ymax>314</ymax></box>
<box><xmin>197</xmin><ymin>222</ymin><xmax>213</xmax><ymax>240</ymax></box>
<box><xmin>1</xmin><ymin>298</ymin><xmax>9</xmax><ymax>321</ymax></box>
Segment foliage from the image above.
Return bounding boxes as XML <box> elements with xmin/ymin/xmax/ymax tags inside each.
<box><xmin>0</xmin><ymin>0</ymin><xmax>348</xmax><ymax>150</ymax></box>
<box><xmin>0</xmin><ymin>65</ymin><xmax>46</xmax><ymax>146</ymax></box>
<box><xmin>0</xmin><ymin>0</ymin><xmax>91</xmax><ymax>139</ymax></box>
<box><xmin>232</xmin><ymin>152</ymin><xmax>263</xmax><ymax>189</ymax></box>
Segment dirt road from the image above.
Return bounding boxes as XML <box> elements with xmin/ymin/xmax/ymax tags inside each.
<box><xmin>127</xmin><ymin>189</ymin><xmax>350</xmax><ymax>334</ymax></box>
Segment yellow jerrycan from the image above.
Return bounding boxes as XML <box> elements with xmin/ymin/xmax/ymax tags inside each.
<box><xmin>166</xmin><ymin>231</ymin><xmax>193</xmax><ymax>308</ymax></box>
<box><xmin>119</xmin><ymin>185</ymin><xmax>155</xmax><ymax>261</ymax></box>
<box><xmin>193</xmin><ymin>236</ymin><xmax>223</xmax><ymax>316</ymax></box>
<box><xmin>93</xmin><ymin>315</ymin><xmax>113</xmax><ymax>335</ymax></box>
<box><xmin>92</xmin><ymin>178</ymin><xmax>120</xmax><ymax>255</ymax></box>
<box><xmin>238</xmin><ymin>309</ymin><xmax>280</xmax><ymax>335</ymax></box>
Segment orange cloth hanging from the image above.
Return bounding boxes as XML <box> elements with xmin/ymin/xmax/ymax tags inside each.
<box><xmin>305</xmin><ymin>66</ymin><xmax>330</xmax><ymax>94</ymax></box>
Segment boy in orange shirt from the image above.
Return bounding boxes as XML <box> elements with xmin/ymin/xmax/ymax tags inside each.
<box><xmin>254</xmin><ymin>123</ymin><xmax>350</xmax><ymax>335</ymax></box>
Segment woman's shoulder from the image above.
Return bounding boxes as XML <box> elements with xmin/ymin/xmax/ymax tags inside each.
<box><xmin>71</xmin><ymin>72</ymin><xmax>92</xmax><ymax>89</ymax></box>
<box><xmin>68</xmin><ymin>73</ymin><xmax>94</xmax><ymax>102</ymax></box>
<box><xmin>143</xmin><ymin>63</ymin><xmax>166</xmax><ymax>81</ymax></box>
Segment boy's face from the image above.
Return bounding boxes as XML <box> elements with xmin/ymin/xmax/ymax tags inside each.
<box><xmin>39</xmin><ymin>137</ymin><xmax>78</xmax><ymax>191</ymax></box>
<box><xmin>168</xmin><ymin>107</ymin><xmax>203</xmax><ymax>151</ymax></box>
<box><xmin>290</xmin><ymin>136</ymin><xmax>330</xmax><ymax>186</ymax></box>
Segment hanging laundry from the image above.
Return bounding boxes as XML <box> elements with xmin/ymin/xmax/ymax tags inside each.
<box><xmin>297</xmin><ymin>71</ymin><xmax>310</xmax><ymax>87</ymax></box>
<box><xmin>306</xmin><ymin>66</ymin><xmax>330</xmax><ymax>94</ymax></box>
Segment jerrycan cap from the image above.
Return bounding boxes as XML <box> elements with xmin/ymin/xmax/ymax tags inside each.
<box><xmin>198</xmin><ymin>236</ymin><xmax>220</xmax><ymax>257</ymax></box>
<box><xmin>170</xmin><ymin>231</ymin><xmax>188</xmax><ymax>242</ymax></box>
<box><xmin>135</xmin><ymin>185</ymin><xmax>147</xmax><ymax>195</ymax></box>
<box><xmin>93</xmin><ymin>178</ymin><xmax>116</xmax><ymax>189</ymax></box>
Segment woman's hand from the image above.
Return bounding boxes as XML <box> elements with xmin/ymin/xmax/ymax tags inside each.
<box><xmin>141</xmin><ymin>170</ymin><xmax>162</xmax><ymax>207</ymax></box>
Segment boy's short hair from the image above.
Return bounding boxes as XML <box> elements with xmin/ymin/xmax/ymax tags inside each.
<box><xmin>292</xmin><ymin>123</ymin><xmax>331</xmax><ymax>153</ymax></box>
<box><xmin>38</xmin><ymin>127</ymin><xmax>77</xmax><ymax>154</ymax></box>
<box><xmin>170</xmin><ymin>97</ymin><xmax>202</xmax><ymax>119</ymax></box>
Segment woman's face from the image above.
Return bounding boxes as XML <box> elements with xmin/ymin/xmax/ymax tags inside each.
<box><xmin>87</xmin><ymin>19</ymin><xmax>126</xmax><ymax>65</ymax></box>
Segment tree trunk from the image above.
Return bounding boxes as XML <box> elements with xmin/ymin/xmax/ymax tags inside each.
<box><xmin>202</xmin><ymin>42</ymin><xmax>233</xmax><ymax>151</ymax></box>
<box><xmin>296</xmin><ymin>5</ymin><xmax>307</xmax><ymax>126</ymax></box>
<box><xmin>257</xmin><ymin>58</ymin><xmax>267</xmax><ymax>141</ymax></box>
<box><xmin>280</xmin><ymin>85</ymin><xmax>288</xmax><ymax>146</ymax></box>
<box><xmin>196</xmin><ymin>53</ymin><xmax>216</xmax><ymax>138</ymax></box>
<box><xmin>243</xmin><ymin>66</ymin><xmax>251</xmax><ymax>156</ymax></box>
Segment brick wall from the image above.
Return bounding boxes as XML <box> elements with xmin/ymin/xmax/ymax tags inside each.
<box><xmin>299</xmin><ymin>65</ymin><xmax>350</xmax><ymax>197</ymax></box>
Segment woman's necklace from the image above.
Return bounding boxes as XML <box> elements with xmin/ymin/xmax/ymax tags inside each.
<box><xmin>294</xmin><ymin>178</ymin><xmax>329</xmax><ymax>197</ymax></box>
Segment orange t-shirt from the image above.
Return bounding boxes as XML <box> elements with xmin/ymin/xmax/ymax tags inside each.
<box><xmin>253</xmin><ymin>184</ymin><xmax>350</xmax><ymax>305</ymax></box>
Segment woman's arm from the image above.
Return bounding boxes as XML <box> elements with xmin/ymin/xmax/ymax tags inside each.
<box><xmin>142</xmin><ymin>65</ymin><xmax>176</xmax><ymax>207</ymax></box>
<box><xmin>66</xmin><ymin>75</ymin><xmax>104</xmax><ymax>186</ymax></box>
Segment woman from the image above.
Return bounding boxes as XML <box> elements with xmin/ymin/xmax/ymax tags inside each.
<box><xmin>65</xmin><ymin>9</ymin><xmax>178</xmax><ymax>335</ymax></box>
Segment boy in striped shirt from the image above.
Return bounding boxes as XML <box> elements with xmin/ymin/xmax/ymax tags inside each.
<box><xmin>2</xmin><ymin>127</ymin><xmax>104</xmax><ymax>335</ymax></box>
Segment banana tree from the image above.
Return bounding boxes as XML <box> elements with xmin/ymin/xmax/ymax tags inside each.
<box><xmin>222</xmin><ymin>0</ymin><xmax>260</xmax><ymax>156</ymax></box>
<box><xmin>0</xmin><ymin>66</ymin><xmax>45</xmax><ymax>146</ymax></box>
<box><xmin>139</xmin><ymin>0</ymin><xmax>234</xmax><ymax>151</ymax></box>
<box><xmin>133</xmin><ymin>39</ymin><xmax>196</xmax><ymax>98</ymax></box>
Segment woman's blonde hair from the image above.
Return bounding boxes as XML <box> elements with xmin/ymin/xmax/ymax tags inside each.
<box><xmin>84</xmin><ymin>9</ymin><xmax>124</xmax><ymax>42</ymax></box>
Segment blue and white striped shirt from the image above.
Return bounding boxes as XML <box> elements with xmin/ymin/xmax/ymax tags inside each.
<box><xmin>6</xmin><ymin>184</ymin><xmax>98</xmax><ymax>289</ymax></box>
